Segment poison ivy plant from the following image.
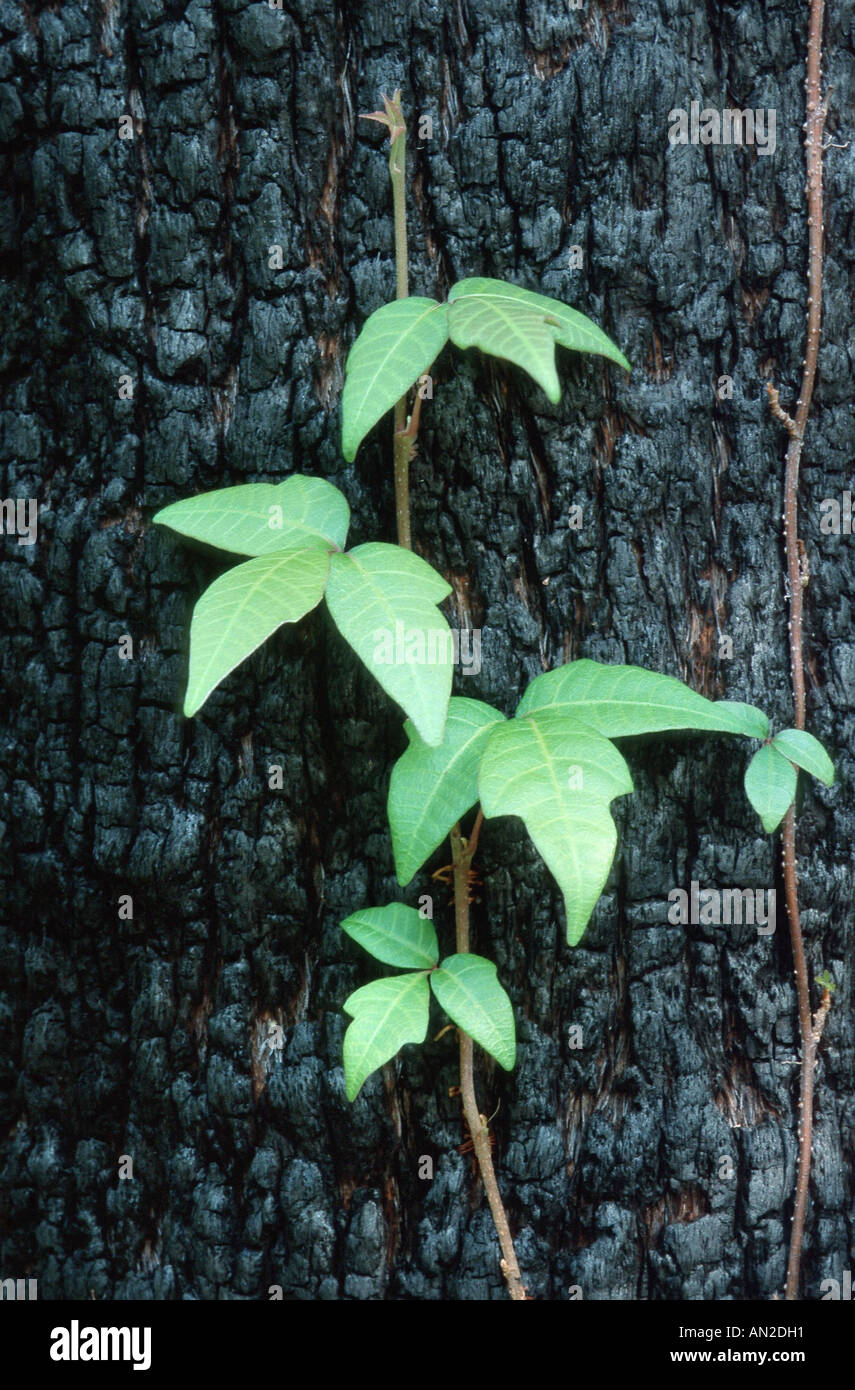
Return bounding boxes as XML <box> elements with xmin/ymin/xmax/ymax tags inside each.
<box><xmin>744</xmin><ymin>742</ymin><xmax>799</xmax><ymax>833</ymax></box>
<box><xmin>153</xmin><ymin>475</ymin><xmax>454</xmax><ymax>745</ymax></box>
<box><xmin>343</xmin><ymin>659</ymin><xmax>838</xmax><ymax>1091</ymax></box>
<box><xmin>341</xmin><ymin>278</ymin><xmax>631</xmax><ymax>461</ymax></box>
<box><xmin>340</xmin><ymin>903</ymin><xmax>515</xmax><ymax>1099</ymax></box>
<box><xmin>341</xmin><ymin>298</ymin><xmax>450</xmax><ymax>464</ymax></box>
<box><xmin>342</xmin><ymin>901</ymin><xmax>439</xmax><ymax>968</ymax></box>
<box><xmin>479</xmin><ymin>710</ymin><xmax>634</xmax><ymax>946</ymax></box>
<box><xmin>380</xmin><ymin>660</ymin><xmax>835</xmax><ymax>948</ymax></box>
<box><xmin>743</xmin><ymin>727</ymin><xmax>835</xmax><ymax>832</ymax></box>
<box><xmin>388</xmin><ymin>697</ymin><xmax>505</xmax><ymax>883</ymax></box>
<box><xmin>447</xmin><ymin>278</ymin><xmax>630</xmax><ymax>400</ymax></box>
<box><xmin>153</xmin><ymin>85</ymin><xmax>839</xmax><ymax>1299</ymax></box>
<box><xmin>515</xmin><ymin>659</ymin><xmax>769</xmax><ymax>738</ymax></box>
<box><xmin>342</xmin><ymin>972</ymin><xmax>431</xmax><ymax>1102</ymax></box>
<box><xmin>769</xmin><ymin>727</ymin><xmax>835</xmax><ymax>784</ymax></box>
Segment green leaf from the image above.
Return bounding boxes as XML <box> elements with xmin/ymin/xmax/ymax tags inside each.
<box><xmin>814</xmin><ymin>969</ymin><xmax>836</xmax><ymax>995</ymax></box>
<box><xmin>478</xmin><ymin>711</ymin><xmax>634</xmax><ymax>945</ymax></box>
<box><xmin>341</xmin><ymin>297</ymin><xmax>449</xmax><ymax>461</ymax></box>
<box><xmin>325</xmin><ymin>542</ymin><xmax>453</xmax><ymax>747</ymax></box>
<box><xmin>342</xmin><ymin>972</ymin><xmax>430</xmax><ymax>1101</ymax></box>
<box><xmin>744</xmin><ymin>743</ymin><xmax>798</xmax><ymax>833</ymax></box>
<box><xmin>430</xmin><ymin>954</ymin><xmax>516</xmax><ymax>1070</ymax></box>
<box><xmin>153</xmin><ymin>475</ymin><xmax>350</xmax><ymax>556</ymax></box>
<box><xmin>341</xmin><ymin>903</ymin><xmax>439</xmax><ymax>969</ymax></box>
<box><xmin>388</xmin><ymin>697</ymin><xmax>506</xmax><ymax>884</ymax></box>
<box><xmin>517</xmin><ymin>659</ymin><xmax>769</xmax><ymax>740</ymax></box>
<box><xmin>184</xmin><ymin>548</ymin><xmax>330</xmax><ymax>716</ymax></box>
<box><xmin>447</xmin><ymin>278</ymin><xmax>630</xmax><ymax>401</ymax></box>
<box><xmin>448</xmin><ymin>286</ymin><xmax>562</xmax><ymax>401</ymax></box>
<box><xmin>771</xmin><ymin>728</ymin><xmax>835</xmax><ymax>786</ymax></box>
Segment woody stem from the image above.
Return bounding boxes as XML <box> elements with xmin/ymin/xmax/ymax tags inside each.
<box><xmin>778</xmin><ymin>0</ymin><xmax>826</xmax><ymax>1302</ymax></box>
<box><xmin>389</xmin><ymin>117</ymin><xmax>412</xmax><ymax>551</ymax></box>
<box><xmin>450</xmin><ymin>820</ymin><xmax>526</xmax><ymax>1300</ymax></box>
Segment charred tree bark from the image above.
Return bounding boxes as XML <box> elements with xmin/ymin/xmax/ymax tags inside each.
<box><xmin>1</xmin><ymin>0</ymin><xmax>853</xmax><ymax>1300</ymax></box>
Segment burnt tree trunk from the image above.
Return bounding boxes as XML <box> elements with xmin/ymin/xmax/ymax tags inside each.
<box><xmin>1</xmin><ymin>0</ymin><xmax>853</xmax><ymax>1300</ymax></box>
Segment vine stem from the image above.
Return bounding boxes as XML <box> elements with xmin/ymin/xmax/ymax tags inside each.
<box><xmin>450</xmin><ymin>819</ymin><xmax>527</xmax><ymax>1300</ymax></box>
<box><xmin>765</xmin><ymin>0</ymin><xmax>830</xmax><ymax>1301</ymax></box>
<box><xmin>783</xmin><ymin>805</ymin><xmax>831</xmax><ymax>1300</ymax></box>
<box><xmin>388</xmin><ymin>94</ymin><xmax>412</xmax><ymax>552</ymax></box>
<box><xmin>361</xmin><ymin>89</ymin><xmax>413</xmax><ymax>550</ymax></box>
<box><xmin>366</xmin><ymin>92</ymin><xmax>522</xmax><ymax>1296</ymax></box>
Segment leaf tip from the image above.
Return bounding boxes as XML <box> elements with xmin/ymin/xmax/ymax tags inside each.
<box><xmin>565</xmin><ymin>910</ymin><xmax>589</xmax><ymax>948</ymax></box>
<box><xmin>416</xmin><ymin>711</ymin><xmax>448</xmax><ymax>749</ymax></box>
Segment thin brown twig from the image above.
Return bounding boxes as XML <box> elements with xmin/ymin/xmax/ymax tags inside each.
<box><xmin>765</xmin><ymin>383</ymin><xmax>796</xmax><ymax>438</ymax></box>
<box><xmin>778</xmin><ymin>0</ymin><xmax>826</xmax><ymax>733</ymax></box>
<box><xmin>765</xmin><ymin>0</ymin><xmax>828</xmax><ymax>1302</ymax></box>
<box><xmin>450</xmin><ymin>823</ymin><xmax>527</xmax><ymax>1300</ymax></box>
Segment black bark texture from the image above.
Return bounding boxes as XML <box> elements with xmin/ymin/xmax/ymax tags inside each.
<box><xmin>1</xmin><ymin>0</ymin><xmax>854</xmax><ymax>1301</ymax></box>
